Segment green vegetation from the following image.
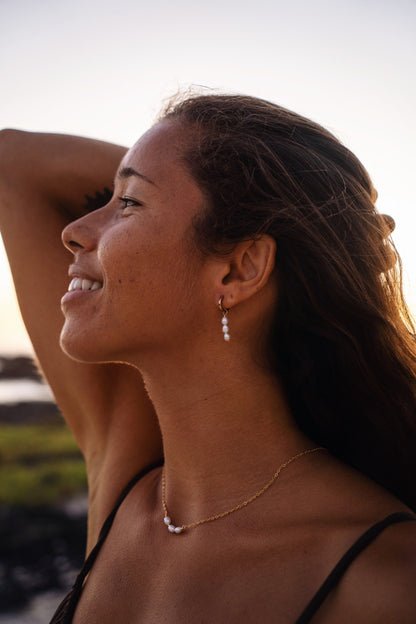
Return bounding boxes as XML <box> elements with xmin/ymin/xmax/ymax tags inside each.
<box><xmin>0</xmin><ymin>425</ymin><xmax>87</xmax><ymax>506</ymax></box>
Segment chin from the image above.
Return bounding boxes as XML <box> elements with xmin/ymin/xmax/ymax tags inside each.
<box><xmin>60</xmin><ymin>336</ymin><xmax>97</xmax><ymax>363</ymax></box>
<box><xmin>60</xmin><ymin>324</ymin><xmax>106</xmax><ymax>364</ymax></box>
<box><xmin>59</xmin><ymin>324</ymin><xmax>139</xmax><ymax>366</ymax></box>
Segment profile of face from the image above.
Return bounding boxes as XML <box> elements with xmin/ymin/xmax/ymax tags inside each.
<box><xmin>60</xmin><ymin>121</ymin><xmax>212</xmax><ymax>365</ymax></box>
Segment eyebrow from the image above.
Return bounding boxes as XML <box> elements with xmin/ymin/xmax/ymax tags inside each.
<box><xmin>116</xmin><ymin>166</ymin><xmax>157</xmax><ymax>187</ymax></box>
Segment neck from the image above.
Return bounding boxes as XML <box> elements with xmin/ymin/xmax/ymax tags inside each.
<box><xmin>137</xmin><ymin>348</ymin><xmax>311</xmax><ymax>524</ymax></box>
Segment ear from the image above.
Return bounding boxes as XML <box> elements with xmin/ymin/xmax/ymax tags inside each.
<box><xmin>217</xmin><ymin>235</ymin><xmax>276</xmax><ymax>308</ymax></box>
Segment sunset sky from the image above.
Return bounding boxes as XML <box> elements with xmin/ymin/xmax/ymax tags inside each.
<box><xmin>1</xmin><ymin>0</ymin><xmax>415</xmax><ymax>354</ymax></box>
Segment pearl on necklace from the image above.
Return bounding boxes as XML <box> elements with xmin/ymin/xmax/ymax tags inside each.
<box><xmin>164</xmin><ymin>516</ymin><xmax>184</xmax><ymax>534</ymax></box>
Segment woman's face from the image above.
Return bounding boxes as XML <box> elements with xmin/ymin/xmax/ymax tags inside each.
<box><xmin>60</xmin><ymin>121</ymin><xmax>210</xmax><ymax>364</ymax></box>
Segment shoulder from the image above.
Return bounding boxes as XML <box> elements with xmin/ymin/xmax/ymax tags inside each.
<box><xmin>319</xmin><ymin>514</ymin><xmax>416</xmax><ymax>623</ymax></box>
<box><xmin>304</xmin><ymin>455</ymin><xmax>416</xmax><ymax>622</ymax></box>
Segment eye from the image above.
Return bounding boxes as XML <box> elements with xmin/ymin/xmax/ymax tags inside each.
<box><xmin>118</xmin><ymin>197</ymin><xmax>141</xmax><ymax>209</ymax></box>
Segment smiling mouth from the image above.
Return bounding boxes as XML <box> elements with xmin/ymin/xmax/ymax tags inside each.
<box><xmin>68</xmin><ymin>277</ymin><xmax>103</xmax><ymax>292</ymax></box>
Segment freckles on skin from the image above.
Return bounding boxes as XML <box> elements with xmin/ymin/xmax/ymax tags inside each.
<box><xmin>62</xmin><ymin>122</ymin><xmax>211</xmax><ymax>362</ymax></box>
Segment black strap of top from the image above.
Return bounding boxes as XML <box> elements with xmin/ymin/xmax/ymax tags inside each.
<box><xmin>49</xmin><ymin>460</ymin><xmax>163</xmax><ymax>624</ymax></box>
<box><xmin>50</xmin><ymin>480</ymin><xmax>414</xmax><ymax>624</ymax></box>
<box><xmin>295</xmin><ymin>511</ymin><xmax>416</xmax><ymax>624</ymax></box>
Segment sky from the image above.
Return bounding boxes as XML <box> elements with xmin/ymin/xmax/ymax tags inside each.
<box><xmin>1</xmin><ymin>0</ymin><xmax>415</xmax><ymax>354</ymax></box>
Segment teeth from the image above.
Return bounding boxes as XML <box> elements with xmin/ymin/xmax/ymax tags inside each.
<box><xmin>68</xmin><ymin>277</ymin><xmax>102</xmax><ymax>292</ymax></box>
<box><xmin>69</xmin><ymin>278</ymin><xmax>82</xmax><ymax>291</ymax></box>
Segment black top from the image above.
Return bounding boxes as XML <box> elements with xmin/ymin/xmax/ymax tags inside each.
<box><xmin>49</xmin><ymin>464</ymin><xmax>415</xmax><ymax>624</ymax></box>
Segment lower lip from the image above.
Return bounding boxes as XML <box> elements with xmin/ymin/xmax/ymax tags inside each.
<box><xmin>61</xmin><ymin>288</ymin><xmax>102</xmax><ymax>307</ymax></box>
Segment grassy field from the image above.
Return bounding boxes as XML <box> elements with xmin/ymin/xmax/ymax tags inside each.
<box><xmin>0</xmin><ymin>424</ymin><xmax>87</xmax><ymax>506</ymax></box>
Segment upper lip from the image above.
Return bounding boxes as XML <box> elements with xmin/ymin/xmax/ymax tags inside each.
<box><xmin>68</xmin><ymin>265</ymin><xmax>103</xmax><ymax>282</ymax></box>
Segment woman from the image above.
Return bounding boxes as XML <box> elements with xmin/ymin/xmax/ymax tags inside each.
<box><xmin>1</xmin><ymin>93</ymin><xmax>416</xmax><ymax>623</ymax></box>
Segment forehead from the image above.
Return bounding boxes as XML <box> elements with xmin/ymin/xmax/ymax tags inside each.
<box><xmin>117</xmin><ymin>121</ymin><xmax>205</xmax><ymax>232</ymax></box>
<box><xmin>120</xmin><ymin>121</ymin><xmax>195</xmax><ymax>191</ymax></box>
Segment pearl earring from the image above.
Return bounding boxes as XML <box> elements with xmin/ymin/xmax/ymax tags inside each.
<box><xmin>218</xmin><ymin>297</ymin><xmax>230</xmax><ymax>341</ymax></box>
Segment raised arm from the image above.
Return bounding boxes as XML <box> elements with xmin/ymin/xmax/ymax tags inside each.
<box><xmin>0</xmin><ymin>130</ymin><xmax>163</xmax><ymax>547</ymax></box>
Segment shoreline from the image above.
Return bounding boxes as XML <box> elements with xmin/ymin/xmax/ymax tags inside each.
<box><xmin>0</xmin><ymin>354</ymin><xmax>87</xmax><ymax>617</ymax></box>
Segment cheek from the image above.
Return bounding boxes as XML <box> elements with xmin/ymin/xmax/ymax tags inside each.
<box><xmin>99</xmin><ymin>228</ymin><xmax>143</xmax><ymax>284</ymax></box>
<box><xmin>100</xmin><ymin>228</ymin><xmax>200</xmax><ymax>313</ymax></box>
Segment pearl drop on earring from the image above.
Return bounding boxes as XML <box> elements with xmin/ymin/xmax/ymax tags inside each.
<box><xmin>218</xmin><ymin>297</ymin><xmax>230</xmax><ymax>341</ymax></box>
<box><xmin>222</xmin><ymin>316</ymin><xmax>230</xmax><ymax>341</ymax></box>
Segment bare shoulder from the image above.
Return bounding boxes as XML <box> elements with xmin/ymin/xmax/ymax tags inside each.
<box><xmin>352</xmin><ymin>517</ymin><xmax>416</xmax><ymax>623</ymax></box>
<box><xmin>318</xmin><ymin>512</ymin><xmax>416</xmax><ymax>623</ymax></box>
<box><xmin>302</xmin><ymin>454</ymin><xmax>416</xmax><ymax>622</ymax></box>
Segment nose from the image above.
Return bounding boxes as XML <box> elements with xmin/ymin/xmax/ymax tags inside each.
<box><xmin>62</xmin><ymin>209</ymin><xmax>102</xmax><ymax>253</ymax></box>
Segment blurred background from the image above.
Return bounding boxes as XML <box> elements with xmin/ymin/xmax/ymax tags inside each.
<box><xmin>1</xmin><ymin>0</ymin><xmax>415</xmax><ymax>620</ymax></box>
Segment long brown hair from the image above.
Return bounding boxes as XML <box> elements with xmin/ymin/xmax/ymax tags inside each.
<box><xmin>161</xmin><ymin>93</ymin><xmax>416</xmax><ymax>510</ymax></box>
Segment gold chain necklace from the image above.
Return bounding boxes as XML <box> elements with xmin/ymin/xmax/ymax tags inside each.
<box><xmin>161</xmin><ymin>446</ymin><xmax>325</xmax><ymax>534</ymax></box>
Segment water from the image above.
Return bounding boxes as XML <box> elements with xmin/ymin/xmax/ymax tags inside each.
<box><xmin>0</xmin><ymin>379</ymin><xmax>54</xmax><ymax>404</ymax></box>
